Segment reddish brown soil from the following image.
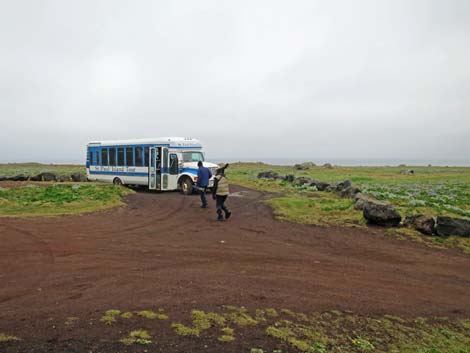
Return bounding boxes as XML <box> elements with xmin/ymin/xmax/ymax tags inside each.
<box><xmin>1</xmin><ymin>185</ymin><xmax>469</xmax><ymax>352</ymax></box>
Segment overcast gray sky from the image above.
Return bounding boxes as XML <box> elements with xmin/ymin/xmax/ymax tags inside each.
<box><xmin>0</xmin><ymin>0</ymin><xmax>469</xmax><ymax>164</ymax></box>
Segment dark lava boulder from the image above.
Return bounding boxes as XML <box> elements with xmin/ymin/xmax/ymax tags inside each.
<box><xmin>322</xmin><ymin>163</ymin><xmax>333</xmax><ymax>169</ymax></box>
<box><xmin>0</xmin><ymin>175</ymin><xmax>6</xmax><ymax>181</ymax></box>
<box><xmin>257</xmin><ymin>171</ymin><xmax>279</xmax><ymax>179</ymax></box>
<box><xmin>294</xmin><ymin>177</ymin><xmax>313</xmax><ymax>185</ymax></box>
<box><xmin>335</xmin><ymin>180</ymin><xmax>352</xmax><ymax>192</ymax></box>
<box><xmin>325</xmin><ymin>185</ymin><xmax>336</xmax><ymax>192</ymax></box>
<box><xmin>354</xmin><ymin>193</ymin><xmax>377</xmax><ymax>210</ymax></box>
<box><xmin>339</xmin><ymin>186</ymin><xmax>361</xmax><ymax>198</ymax></box>
<box><xmin>58</xmin><ymin>175</ymin><xmax>71</xmax><ymax>182</ymax></box>
<box><xmin>310</xmin><ymin>179</ymin><xmax>330</xmax><ymax>191</ymax></box>
<box><xmin>363</xmin><ymin>201</ymin><xmax>402</xmax><ymax>226</ymax></box>
<box><xmin>36</xmin><ymin>172</ymin><xmax>58</xmax><ymax>182</ymax></box>
<box><xmin>285</xmin><ymin>174</ymin><xmax>295</xmax><ymax>183</ymax></box>
<box><xmin>8</xmin><ymin>174</ymin><xmax>28</xmax><ymax>181</ymax></box>
<box><xmin>435</xmin><ymin>216</ymin><xmax>470</xmax><ymax>237</ymax></box>
<box><xmin>404</xmin><ymin>215</ymin><xmax>435</xmax><ymax>235</ymax></box>
<box><xmin>71</xmin><ymin>173</ymin><xmax>88</xmax><ymax>182</ymax></box>
<box><xmin>294</xmin><ymin>164</ymin><xmax>309</xmax><ymax>171</ymax></box>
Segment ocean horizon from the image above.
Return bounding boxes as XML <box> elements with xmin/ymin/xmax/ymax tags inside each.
<box><xmin>3</xmin><ymin>158</ymin><xmax>469</xmax><ymax>167</ymax></box>
<box><xmin>212</xmin><ymin>157</ymin><xmax>470</xmax><ymax>167</ymax></box>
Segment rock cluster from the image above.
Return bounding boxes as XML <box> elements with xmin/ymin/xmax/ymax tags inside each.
<box><xmin>363</xmin><ymin>201</ymin><xmax>402</xmax><ymax>226</ymax></box>
<box><xmin>0</xmin><ymin>172</ymin><xmax>88</xmax><ymax>183</ymax></box>
<box><xmin>293</xmin><ymin>162</ymin><xmax>316</xmax><ymax>170</ymax></box>
<box><xmin>403</xmin><ymin>215</ymin><xmax>470</xmax><ymax>237</ymax></box>
<box><xmin>257</xmin><ymin>169</ymin><xmax>470</xmax><ymax>236</ymax></box>
<box><xmin>403</xmin><ymin>215</ymin><xmax>435</xmax><ymax>235</ymax></box>
<box><xmin>258</xmin><ymin>171</ymin><xmax>362</xmax><ymax>199</ymax></box>
<box><xmin>352</xmin><ymin>193</ymin><xmax>402</xmax><ymax>226</ymax></box>
<box><xmin>435</xmin><ymin>216</ymin><xmax>470</xmax><ymax>237</ymax></box>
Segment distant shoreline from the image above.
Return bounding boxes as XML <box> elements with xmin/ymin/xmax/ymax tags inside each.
<box><xmin>214</xmin><ymin>158</ymin><xmax>470</xmax><ymax>167</ymax></box>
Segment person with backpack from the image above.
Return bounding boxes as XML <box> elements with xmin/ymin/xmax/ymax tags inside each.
<box><xmin>196</xmin><ymin>160</ymin><xmax>212</xmax><ymax>208</ymax></box>
<box><xmin>212</xmin><ymin>164</ymin><xmax>231</xmax><ymax>221</ymax></box>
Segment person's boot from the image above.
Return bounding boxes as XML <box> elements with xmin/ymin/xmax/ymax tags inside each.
<box><xmin>225</xmin><ymin>210</ymin><xmax>232</xmax><ymax>219</ymax></box>
<box><xmin>217</xmin><ymin>210</ymin><xmax>224</xmax><ymax>221</ymax></box>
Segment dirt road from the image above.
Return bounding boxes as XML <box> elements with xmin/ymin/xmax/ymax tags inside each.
<box><xmin>1</xmin><ymin>186</ymin><xmax>470</xmax><ymax>352</ymax></box>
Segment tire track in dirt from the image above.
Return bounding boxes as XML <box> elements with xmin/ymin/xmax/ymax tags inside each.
<box><xmin>0</xmin><ymin>224</ymin><xmax>55</xmax><ymax>303</ymax></box>
<box><xmin>1</xmin><ymin>185</ymin><xmax>470</xmax><ymax>325</ymax></box>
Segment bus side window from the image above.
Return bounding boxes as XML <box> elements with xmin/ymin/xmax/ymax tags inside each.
<box><xmin>90</xmin><ymin>151</ymin><xmax>95</xmax><ymax>166</ymax></box>
<box><xmin>102</xmin><ymin>148</ymin><xmax>108</xmax><ymax>166</ymax></box>
<box><xmin>169</xmin><ymin>154</ymin><xmax>178</xmax><ymax>175</ymax></box>
<box><xmin>126</xmin><ymin>147</ymin><xmax>134</xmax><ymax>166</ymax></box>
<box><xmin>144</xmin><ymin>147</ymin><xmax>149</xmax><ymax>167</ymax></box>
<box><xmin>117</xmin><ymin>147</ymin><xmax>124</xmax><ymax>166</ymax></box>
<box><xmin>109</xmin><ymin>147</ymin><xmax>117</xmax><ymax>166</ymax></box>
<box><xmin>135</xmin><ymin>147</ymin><xmax>143</xmax><ymax>166</ymax></box>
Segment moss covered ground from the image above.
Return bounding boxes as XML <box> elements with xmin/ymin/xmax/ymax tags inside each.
<box><xmin>0</xmin><ymin>184</ymin><xmax>133</xmax><ymax>217</ymax></box>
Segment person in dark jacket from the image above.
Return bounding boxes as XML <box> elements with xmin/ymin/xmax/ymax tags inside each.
<box><xmin>196</xmin><ymin>160</ymin><xmax>212</xmax><ymax>208</ymax></box>
<box><xmin>212</xmin><ymin>164</ymin><xmax>231</xmax><ymax>221</ymax></box>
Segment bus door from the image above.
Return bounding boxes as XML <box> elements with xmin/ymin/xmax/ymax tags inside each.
<box><xmin>161</xmin><ymin>147</ymin><xmax>169</xmax><ymax>191</ymax></box>
<box><xmin>148</xmin><ymin>147</ymin><xmax>158</xmax><ymax>190</ymax></box>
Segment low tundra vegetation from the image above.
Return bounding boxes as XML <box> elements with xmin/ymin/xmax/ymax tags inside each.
<box><xmin>136</xmin><ymin>309</ymin><xmax>169</xmax><ymax>320</ymax></box>
<box><xmin>100</xmin><ymin>309</ymin><xmax>121</xmax><ymax>325</ymax></box>
<box><xmin>120</xmin><ymin>329</ymin><xmax>152</xmax><ymax>345</ymax></box>
<box><xmin>0</xmin><ymin>333</ymin><xmax>20</xmax><ymax>342</ymax></box>
<box><xmin>229</xmin><ymin>163</ymin><xmax>470</xmax><ymax>220</ymax></box>
<box><xmin>4</xmin><ymin>307</ymin><xmax>469</xmax><ymax>352</ymax></box>
<box><xmin>100</xmin><ymin>308</ymin><xmax>169</xmax><ymax>326</ymax></box>
<box><xmin>0</xmin><ymin>184</ymin><xmax>133</xmax><ymax>216</ymax></box>
<box><xmin>0</xmin><ymin>163</ymin><xmax>83</xmax><ymax>178</ymax></box>
<box><xmin>229</xmin><ymin>163</ymin><xmax>470</xmax><ymax>253</ymax></box>
<box><xmin>168</xmin><ymin>306</ymin><xmax>470</xmax><ymax>352</ymax></box>
<box><xmin>267</xmin><ymin>194</ymin><xmax>364</xmax><ymax>227</ymax></box>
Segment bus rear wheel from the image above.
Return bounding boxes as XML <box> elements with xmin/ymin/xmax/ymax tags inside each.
<box><xmin>180</xmin><ymin>177</ymin><xmax>193</xmax><ymax>195</ymax></box>
<box><xmin>113</xmin><ymin>177</ymin><xmax>123</xmax><ymax>186</ymax></box>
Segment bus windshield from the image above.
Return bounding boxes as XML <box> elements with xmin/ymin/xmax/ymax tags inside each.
<box><xmin>182</xmin><ymin>152</ymin><xmax>204</xmax><ymax>163</ymax></box>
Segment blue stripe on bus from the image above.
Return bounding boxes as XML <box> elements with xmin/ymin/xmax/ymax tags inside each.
<box><xmin>89</xmin><ymin>171</ymin><xmax>148</xmax><ymax>176</ymax></box>
<box><xmin>180</xmin><ymin>168</ymin><xmax>198</xmax><ymax>175</ymax></box>
<box><xmin>89</xmin><ymin>168</ymin><xmax>198</xmax><ymax>176</ymax></box>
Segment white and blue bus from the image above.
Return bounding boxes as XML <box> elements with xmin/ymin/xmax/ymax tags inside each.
<box><xmin>85</xmin><ymin>137</ymin><xmax>218</xmax><ymax>194</ymax></box>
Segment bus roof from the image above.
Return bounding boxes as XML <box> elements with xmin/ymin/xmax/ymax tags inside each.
<box><xmin>87</xmin><ymin>137</ymin><xmax>202</xmax><ymax>148</ymax></box>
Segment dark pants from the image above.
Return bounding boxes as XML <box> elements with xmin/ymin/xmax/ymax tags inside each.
<box><xmin>199</xmin><ymin>187</ymin><xmax>208</xmax><ymax>206</ymax></box>
<box><xmin>216</xmin><ymin>195</ymin><xmax>230</xmax><ymax>219</ymax></box>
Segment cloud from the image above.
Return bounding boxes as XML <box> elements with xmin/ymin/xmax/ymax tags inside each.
<box><xmin>0</xmin><ymin>0</ymin><xmax>469</xmax><ymax>164</ymax></box>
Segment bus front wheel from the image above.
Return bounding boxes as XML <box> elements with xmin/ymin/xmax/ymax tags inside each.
<box><xmin>180</xmin><ymin>177</ymin><xmax>193</xmax><ymax>195</ymax></box>
<box><xmin>113</xmin><ymin>177</ymin><xmax>123</xmax><ymax>186</ymax></box>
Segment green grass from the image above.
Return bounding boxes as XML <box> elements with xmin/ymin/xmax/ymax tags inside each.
<box><xmin>228</xmin><ymin>163</ymin><xmax>470</xmax><ymax>253</ymax></box>
<box><xmin>0</xmin><ymin>184</ymin><xmax>133</xmax><ymax>217</ymax></box>
<box><xmin>4</xmin><ymin>307</ymin><xmax>470</xmax><ymax>352</ymax></box>
<box><xmin>136</xmin><ymin>310</ymin><xmax>169</xmax><ymax>320</ymax></box>
<box><xmin>100</xmin><ymin>309</ymin><xmax>122</xmax><ymax>325</ymax></box>
<box><xmin>141</xmin><ymin>306</ymin><xmax>470</xmax><ymax>352</ymax></box>
<box><xmin>228</xmin><ymin>163</ymin><xmax>470</xmax><ymax>220</ymax></box>
<box><xmin>268</xmin><ymin>194</ymin><xmax>365</xmax><ymax>227</ymax></box>
<box><xmin>0</xmin><ymin>333</ymin><xmax>20</xmax><ymax>342</ymax></box>
<box><xmin>0</xmin><ymin>163</ymin><xmax>84</xmax><ymax>177</ymax></box>
<box><xmin>120</xmin><ymin>329</ymin><xmax>152</xmax><ymax>345</ymax></box>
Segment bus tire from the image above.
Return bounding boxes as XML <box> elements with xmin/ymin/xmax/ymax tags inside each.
<box><xmin>180</xmin><ymin>177</ymin><xmax>193</xmax><ymax>195</ymax></box>
<box><xmin>113</xmin><ymin>177</ymin><xmax>123</xmax><ymax>186</ymax></box>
